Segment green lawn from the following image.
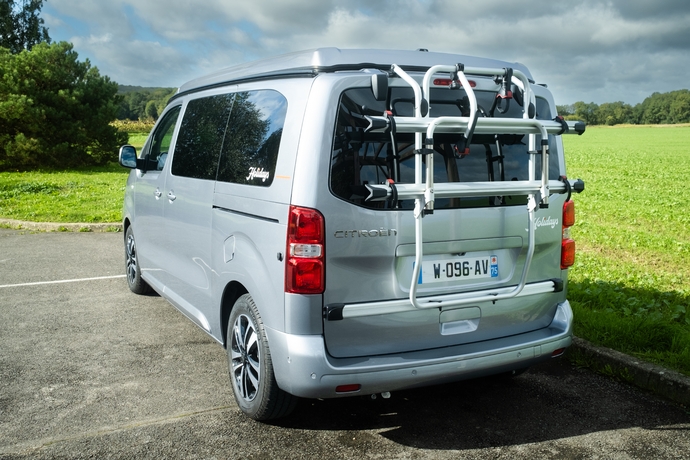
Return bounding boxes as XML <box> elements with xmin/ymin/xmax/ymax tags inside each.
<box><xmin>564</xmin><ymin>125</ymin><xmax>690</xmax><ymax>375</ymax></box>
<box><xmin>0</xmin><ymin>129</ymin><xmax>148</xmax><ymax>224</ymax></box>
<box><xmin>0</xmin><ymin>163</ymin><xmax>129</xmax><ymax>223</ymax></box>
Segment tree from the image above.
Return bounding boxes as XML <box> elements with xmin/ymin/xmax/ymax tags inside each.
<box><xmin>116</xmin><ymin>86</ymin><xmax>176</xmax><ymax>120</ymax></box>
<box><xmin>0</xmin><ymin>42</ymin><xmax>128</xmax><ymax>170</ymax></box>
<box><xmin>556</xmin><ymin>104</ymin><xmax>573</xmax><ymax>117</ymax></box>
<box><xmin>669</xmin><ymin>90</ymin><xmax>690</xmax><ymax>124</ymax></box>
<box><xmin>145</xmin><ymin>99</ymin><xmax>159</xmax><ymax>120</ymax></box>
<box><xmin>596</xmin><ymin>101</ymin><xmax>634</xmax><ymax>126</ymax></box>
<box><xmin>572</xmin><ymin>101</ymin><xmax>599</xmax><ymax>125</ymax></box>
<box><xmin>0</xmin><ymin>0</ymin><xmax>50</xmax><ymax>53</ymax></box>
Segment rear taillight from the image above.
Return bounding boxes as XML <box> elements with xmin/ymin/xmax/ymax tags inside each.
<box><xmin>285</xmin><ymin>206</ymin><xmax>325</xmax><ymax>294</ymax></box>
<box><xmin>561</xmin><ymin>200</ymin><xmax>576</xmax><ymax>269</ymax></box>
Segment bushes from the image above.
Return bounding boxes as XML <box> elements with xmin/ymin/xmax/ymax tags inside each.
<box><xmin>0</xmin><ymin>42</ymin><xmax>128</xmax><ymax>171</ymax></box>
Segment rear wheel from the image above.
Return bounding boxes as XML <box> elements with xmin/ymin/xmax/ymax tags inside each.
<box><xmin>227</xmin><ymin>294</ymin><xmax>297</xmax><ymax>420</ymax></box>
<box><xmin>124</xmin><ymin>226</ymin><xmax>152</xmax><ymax>295</ymax></box>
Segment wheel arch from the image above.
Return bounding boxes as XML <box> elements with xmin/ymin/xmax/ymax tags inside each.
<box><xmin>123</xmin><ymin>217</ymin><xmax>131</xmax><ymax>238</ymax></box>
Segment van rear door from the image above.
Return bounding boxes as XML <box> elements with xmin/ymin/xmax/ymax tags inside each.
<box><xmin>321</xmin><ymin>83</ymin><xmax>566</xmax><ymax>358</ymax></box>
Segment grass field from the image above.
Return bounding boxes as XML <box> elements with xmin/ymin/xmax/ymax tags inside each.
<box><xmin>0</xmin><ymin>128</ymin><xmax>146</xmax><ymax>223</ymax></box>
<box><xmin>1</xmin><ymin>125</ymin><xmax>689</xmax><ymax>375</ymax></box>
<box><xmin>0</xmin><ymin>164</ymin><xmax>128</xmax><ymax>223</ymax></box>
<box><xmin>563</xmin><ymin>125</ymin><xmax>690</xmax><ymax>375</ymax></box>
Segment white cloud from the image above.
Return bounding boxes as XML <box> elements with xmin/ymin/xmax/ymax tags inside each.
<box><xmin>43</xmin><ymin>0</ymin><xmax>690</xmax><ymax>103</ymax></box>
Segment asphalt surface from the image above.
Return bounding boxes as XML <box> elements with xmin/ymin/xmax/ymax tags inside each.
<box><xmin>1</xmin><ymin>228</ymin><xmax>688</xmax><ymax>459</ymax></box>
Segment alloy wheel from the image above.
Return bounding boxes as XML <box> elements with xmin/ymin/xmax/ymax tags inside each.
<box><xmin>230</xmin><ymin>313</ymin><xmax>261</xmax><ymax>401</ymax></box>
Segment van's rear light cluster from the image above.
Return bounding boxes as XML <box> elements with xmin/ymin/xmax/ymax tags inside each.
<box><xmin>561</xmin><ymin>199</ymin><xmax>576</xmax><ymax>269</ymax></box>
<box><xmin>286</xmin><ymin>206</ymin><xmax>325</xmax><ymax>294</ymax></box>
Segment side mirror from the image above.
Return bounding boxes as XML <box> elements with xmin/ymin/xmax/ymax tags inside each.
<box><xmin>118</xmin><ymin>145</ymin><xmax>138</xmax><ymax>169</ymax></box>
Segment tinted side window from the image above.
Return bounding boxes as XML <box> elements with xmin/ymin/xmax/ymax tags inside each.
<box><xmin>172</xmin><ymin>94</ymin><xmax>235</xmax><ymax>180</ymax></box>
<box><xmin>217</xmin><ymin>90</ymin><xmax>287</xmax><ymax>187</ymax></box>
<box><xmin>145</xmin><ymin>106</ymin><xmax>181</xmax><ymax>171</ymax></box>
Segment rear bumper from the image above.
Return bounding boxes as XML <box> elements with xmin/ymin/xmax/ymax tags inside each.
<box><xmin>267</xmin><ymin>300</ymin><xmax>573</xmax><ymax>399</ymax></box>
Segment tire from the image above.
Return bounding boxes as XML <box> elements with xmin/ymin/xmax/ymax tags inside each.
<box><xmin>124</xmin><ymin>226</ymin><xmax>153</xmax><ymax>295</ymax></box>
<box><xmin>227</xmin><ymin>293</ymin><xmax>297</xmax><ymax>420</ymax></box>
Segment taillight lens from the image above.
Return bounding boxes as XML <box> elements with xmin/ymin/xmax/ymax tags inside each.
<box><xmin>286</xmin><ymin>206</ymin><xmax>325</xmax><ymax>294</ymax></box>
<box><xmin>563</xmin><ymin>200</ymin><xmax>575</xmax><ymax>228</ymax></box>
<box><xmin>561</xmin><ymin>200</ymin><xmax>576</xmax><ymax>269</ymax></box>
<box><xmin>561</xmin><ymin>238</ymin><xmax>576</xmax><ymax>269</ymax></box>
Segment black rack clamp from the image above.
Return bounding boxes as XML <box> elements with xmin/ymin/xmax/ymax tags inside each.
<box><xmin>539</xmin><ymin>137</ymin><xmax>550</xmax><ymax>209</ymax></box>
<box><xmin>447</xmin><ymin>68</ymin><xmax>468</xmax><ymax>158</ymax></box>
<box><xmin>495</xmin><ymin>68</ymin><xmax>514</xmax><ymax>114</ymax></box>
<box><xmin>559</xmin><ymin>175</ymin><xmax>573</xmax><ymax>202</ymax></box>
<box><xmin>553</xmin><ymin>116</ymin><xmax>569</xmax><ymax>135</ymax></box>
<box><xmin>383</xmin><ymin>110</ymin><xmax>400</xmax><ymax>182</ymax></box>
<box><xmin>415</xmin><ymin>136</ymin><xmax>435</xmax><ymax>156</ymax></box>
<box><xmin>449</xmin><ymin>63</ymin><xmax>465</xmax><ymax>90</ymax></box>
<box><xmin>364</xmin><ymin>115</ymin><xmax>389</xmax><ymax>133</ymax></box>
<box><xmin>453</xmin><ymin>110</ymin><xmax>479</xmax><ymax>159</ymax></box>
<box><xmin>386</xmin><ymin>178</ymin><xmax>399</xmax><ymax>206</ymax></box>
<box><xmin>453</xmin><ymin>135</ymin><xmax>470</xmax><ymax>159</ymax></box>
<box><xmin>558</xmin><ymin>176</ymin><xmax>585</xmax><ymax>200</ymax></box>
<box><xmin>572</xmin><ymin>179</ymin><xmax>585</xmax><ymax>193</ymax></box>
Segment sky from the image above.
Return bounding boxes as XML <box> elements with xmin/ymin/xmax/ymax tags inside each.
<box><xmin>41</xmin><ymin>0</ymin><xmax>690</xmax><ymax>106</ymax></box>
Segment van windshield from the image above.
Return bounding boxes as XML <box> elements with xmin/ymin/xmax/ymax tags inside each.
<box><xmin>330</xmin><ymin>86</ymin><xmax>557</xmax><ymax>210</ymax></box>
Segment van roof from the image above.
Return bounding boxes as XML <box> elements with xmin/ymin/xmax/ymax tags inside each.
<box><xmin>175</xmin><ymin>48</ymin><xmax>534</xmax><ymax>97</ymax></box>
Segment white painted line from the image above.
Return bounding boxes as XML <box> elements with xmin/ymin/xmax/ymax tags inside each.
<box><xmin>0</xmin><ymin>275</ymin><xmax>126</xmax><ymax>288</ymax></box>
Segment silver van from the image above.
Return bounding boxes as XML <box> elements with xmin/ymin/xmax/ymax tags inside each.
<box><xmin>119</xmin><ymin>48</ymin><xmax>585</xmax><ymax>420</ymax></box>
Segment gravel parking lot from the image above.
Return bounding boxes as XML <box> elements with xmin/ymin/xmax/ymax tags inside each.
<box><xmin>1</xmin><ymin>228</ymin><xmax>688</xmax><ymax>459</ymax></box>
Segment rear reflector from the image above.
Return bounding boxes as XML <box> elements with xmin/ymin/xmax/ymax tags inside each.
<box><xmin>561</xmin><ymin>239</ymin><xmax>576</xmax><ymax>269</ymax></box>
<box><xmin>552</xmin><ymin>348</ymin><xmax>566</xmax><ymax>357</ymax></box>
<box><xmin>335</xmin><ymin>384</ymin><xmax>361</xmax><ymax>393</ymax></box>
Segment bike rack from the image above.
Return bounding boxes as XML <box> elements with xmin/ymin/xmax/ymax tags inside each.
<box><xmin>360</xmin><ymin>63</ymin><xmax>585</xmax><ymax>311</ymax></box>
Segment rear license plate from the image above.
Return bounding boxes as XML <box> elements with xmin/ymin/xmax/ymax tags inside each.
<box><xmin>418</xmin><ymin>255</ymin><xmax>498</xmax><ymax>284</ymax></box>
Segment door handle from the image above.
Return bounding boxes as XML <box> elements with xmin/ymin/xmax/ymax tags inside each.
<box><xmin>154</xmin><ymin>188</ymin><xmax>162</xmax><ymax>199</ymax></box>
<box><xmin>167</xmin><ymin>190</ymin><xmax>176</xmax><ymax>201</ymax></box>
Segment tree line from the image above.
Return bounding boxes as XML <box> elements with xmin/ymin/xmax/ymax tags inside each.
<box><xmin>557</xmin><ymin>90</ymin><xmax>690</xmax><ymax>126</ymax></box>
<box><xmin>116</xmin><ymin>86</ymin><xmax>176</xmax><ymax>121</ymax></box>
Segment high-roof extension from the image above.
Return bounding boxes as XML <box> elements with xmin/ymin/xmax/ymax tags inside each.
<box><xmin>175</xmin><ymin>48</ymin><xmax>534</xmax><ymax>97</ymax></box>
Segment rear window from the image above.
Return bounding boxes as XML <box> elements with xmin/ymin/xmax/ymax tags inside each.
<box><xmin>330</xmin><ymin>86</ymin><xmax>557</xmax><ymax>210</ymax></box>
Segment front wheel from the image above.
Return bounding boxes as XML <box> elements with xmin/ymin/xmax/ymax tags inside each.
<box><xmin>227</xmin><ymin>294</ymin><xmax>297</xmax><ymax>420</ymax></box>
<box><xmin>124</xmin><ymin>226</ymin><xmax>152</xmax><ymax>295</ymax></box>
